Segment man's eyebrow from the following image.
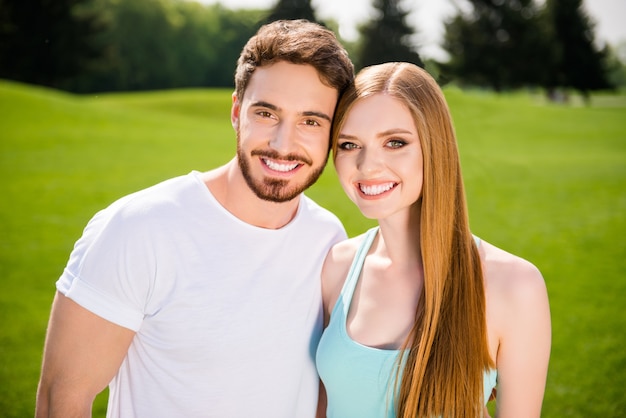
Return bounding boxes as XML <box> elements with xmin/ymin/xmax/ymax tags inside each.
<box><xmin>250</xmin><ymin>101</ymin><xmax>332</xmax><ymax>123</ymax></box>
<box><xmin>251</xmin><ymin>101</ymin><xmax>278</xmax><ymax>111</ymax></box>
<box><xmin>302</xmin><ymin>111</ymin><xmax>332</xmax><ymax>123</ymax></box>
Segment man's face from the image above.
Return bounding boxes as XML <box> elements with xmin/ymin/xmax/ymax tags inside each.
<box><xmin>232</xmin><ymin>61</ymin><xmax>338</xmax><ymax>203</ymax></box>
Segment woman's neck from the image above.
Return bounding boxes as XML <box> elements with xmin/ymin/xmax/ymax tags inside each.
<box><xmin>375</xmin><ymin>204</ymin><xmax>422</xmax><ymax>267</ymax></box>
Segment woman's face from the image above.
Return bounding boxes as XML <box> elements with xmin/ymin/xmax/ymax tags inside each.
<box><xmin>334</xmin><ymin>93</ymin><xmax>424</xmax><ymax>220</ymax></box>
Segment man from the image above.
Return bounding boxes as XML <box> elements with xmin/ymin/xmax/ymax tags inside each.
<box><xmin>35</xmin><ymin>19</ymin><xmax>354</xmax><ymax>418</ymax></box>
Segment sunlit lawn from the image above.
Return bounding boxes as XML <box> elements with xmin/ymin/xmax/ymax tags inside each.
<box><xmin>1</xmin><ymin>80</ymin><xmax>624</xmax><ymax>416</ymax></box>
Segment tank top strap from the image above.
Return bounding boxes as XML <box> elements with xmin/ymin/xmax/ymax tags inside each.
<box><xmin>334</xmin><ymin>226</ymin><xmax>379</xmax><ymax>319</ymax></box>
<box><xmin>473</xmin><ymin>234</ymin><xmax>481</xmax><ymax>248</ymax></box>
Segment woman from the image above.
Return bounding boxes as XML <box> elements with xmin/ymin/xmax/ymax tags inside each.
<box><xmin>316</xmin><ymin>63</ymin><xmax>551</xmax><ymax>417</ymax></box>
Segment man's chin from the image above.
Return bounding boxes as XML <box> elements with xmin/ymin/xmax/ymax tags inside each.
<box><xmin>250</xmin><ymin>181</ymin><xmax>303</xmax><ymax>203</ymax></box>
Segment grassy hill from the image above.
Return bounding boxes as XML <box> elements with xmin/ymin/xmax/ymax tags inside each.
<box><xmin>1</xmin><ymin>80</ymin><xmax>624</xmax><ymax>416</ymax></box>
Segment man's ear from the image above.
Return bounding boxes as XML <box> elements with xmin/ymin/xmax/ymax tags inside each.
<box><xmin>231</xmin><ymin>92</ymin><xmax>240</xmax><ymax>130</ymax></box>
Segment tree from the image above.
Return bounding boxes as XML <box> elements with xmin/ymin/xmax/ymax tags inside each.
<box><xmin>0</xmin><ymin>0</ymin><xmax>108</xmax><ymax>88</ymax></box>
<box><xmin>63</xmin><ymin>0</ymin><xmax>263</xmax><ymax>93</ymax></box>
<box><xmin>605</xmin><ymin>40</ymin><xmax>626</xmax><ymax>89</ymax></box>
<box><xmin>356</xmin><ymin>0</ymin><xmax>423</xmax><ymax>71</ymax></box>
<box><xmin>442</xmin><ymin>0</ymin><xmax>553</xmax><ymax>91</ymax></box>
<box><xmin>209</xmin><ymin>7</ymin><xmax>265</xmax><ymax>87</ymax></box>
<box><xmin>544</xmin><ymin>0</ymin><xmax>612</xmax><ymax>101</ymax></box>
<box><xmin>264</xmin><ymin>0</ymin><xmax>318</xmax><ymax>24</ymax></box>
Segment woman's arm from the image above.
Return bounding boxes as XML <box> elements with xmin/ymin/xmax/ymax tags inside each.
<box><xmin>489</xmin><ymin>254</ymin><xmax>551</xmax><ymax>418</ymax></box>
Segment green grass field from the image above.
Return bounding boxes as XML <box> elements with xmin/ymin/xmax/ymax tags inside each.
<box><xmin>1</xmin><ymin>79</ymin><xmax>624</xmax><ymax>416</ymax></box>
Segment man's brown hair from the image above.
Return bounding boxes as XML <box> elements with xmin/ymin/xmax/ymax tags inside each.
<box><xmin>234</xmin><ymin>19</ymin><xmax>354</xmax><ymax>102</ymax></box>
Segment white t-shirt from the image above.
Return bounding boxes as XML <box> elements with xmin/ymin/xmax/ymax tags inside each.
<box><xmin>57</xmin><ymin>171</ymin><xmax>346</xmax><ymax>418</ymax></box>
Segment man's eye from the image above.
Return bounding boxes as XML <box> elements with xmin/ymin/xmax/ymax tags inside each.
<box><xmin>304</xmin><ymin>119</ymin><xmax>320</xmax><ymax>126</ymax></box>
<box><xmin>257</xmin><ymin>111</ymin><xmax>272</xmax><ymax>118</ymax></box>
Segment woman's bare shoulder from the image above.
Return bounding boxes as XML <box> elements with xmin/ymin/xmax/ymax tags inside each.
<box><xmin>480</xmin><ymin>240</ymin><xmax>549</xmax><ymax>319</ymax></box>
<box><xmin>321</xmin><ymin>233</ymin><xmax>368</xmax><ymax>314</ymax></box>
<box><xmin>325</xmin><ymin>235</ymin><xmax>362</xmax><ymax>265</ymax></box>
<box><xmin>481</xmin><ymin>241</ymin><xmax>543</xmax><ymax>286</ymax></box>
<box><xmin>322</xmin><ymin>234</ymin><xmax>365</xmax><ymax>284</ymax></box>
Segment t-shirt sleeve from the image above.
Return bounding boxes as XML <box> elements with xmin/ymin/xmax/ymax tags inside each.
<box><xmin>56</xmin><ymin>203</ymin><xmax>155</xmax><ymax>331</ymax></box>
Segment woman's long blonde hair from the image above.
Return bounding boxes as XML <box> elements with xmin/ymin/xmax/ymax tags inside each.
<box><xmin>331</xmin><ymin>62</ymin><xmax>494</xmax><ymax>417</ymax></box>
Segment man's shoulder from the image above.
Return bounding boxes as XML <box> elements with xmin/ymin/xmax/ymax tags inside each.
<box><xmin>90</xmin><ymin>173</ymin><xmax>198</xmax><ymax>229</ymax></box>
<box><xmin>298</xmin><ymin>195</ymin><xmax>346</xmax><ymax>240</ymax></box>
<box><xmin>300</xmin><ymin>194</ymin><xmax>338</xmax><ymax>219</ymax></box>
<box><xmin>300</xmin><ymin>195</ymin><xmax>344</xmax><ymax>227</ymax></box>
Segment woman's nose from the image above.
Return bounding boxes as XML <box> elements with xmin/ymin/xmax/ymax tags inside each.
<box><xmin>357</xmin><ymin>147</ymin><xmax>384</xmax><ymax>174</ymax></box>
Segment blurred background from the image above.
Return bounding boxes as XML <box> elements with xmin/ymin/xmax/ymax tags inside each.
<box><xmin>1</xmin><ymin>0</ymin><xmax>624</xmax><ymax>416</ymax></box>
<box><xmin>1</xmin><ymin>0</ymin><xmax>624</xmax><ymax>98</ymax></box>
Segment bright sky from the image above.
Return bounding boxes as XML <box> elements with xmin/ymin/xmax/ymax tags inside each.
<box><xmin>192</xmin><ymin>0</ymin><xmax>625</xmax><ymax>61</ymax></box>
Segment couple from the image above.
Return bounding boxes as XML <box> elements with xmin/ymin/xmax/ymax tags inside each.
<box><xmin>35</xmin><ymin>20</ymin><xmax>550</xmax><ymax>418</ymax></box>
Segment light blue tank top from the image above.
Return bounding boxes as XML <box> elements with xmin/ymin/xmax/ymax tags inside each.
<box><xmin>316</xmin><ymin>227</ymin><xmax>497</xmax><ymax>418</ymax></box>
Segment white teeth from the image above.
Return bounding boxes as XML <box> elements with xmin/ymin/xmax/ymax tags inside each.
<box><xmin>359</xmin><ymin>182</ymin><xmax>395</xmax><ymax>196</ymax></box>
<box><xmin>263</xmin><ymin>158</ymin><xmax>299</xmax><ymax>172</ymax></box>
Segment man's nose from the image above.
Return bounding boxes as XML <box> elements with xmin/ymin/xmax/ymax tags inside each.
<box><xmin>268</xmin><ymin>122</ymin><xmax>298</xmax><ymax>154</ymax></box>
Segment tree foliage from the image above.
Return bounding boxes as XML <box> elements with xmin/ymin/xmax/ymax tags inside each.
<box><xmin>443</xmin><ymin>0</ymin><xmax>552</xmax><ymax>91</ymax></box>
<box><xmin>264</xmin><ymin>0</ymin><xmax>318</xmax><ymax>24</ymax></box>
<box><xmin>0</xmin><ymin>0</ymin><xmax>265</xmax><ymax>93</ymax></box>
<box><xmin>544</xmin><ymin>0</ymin><xmax>611</xmax><ymax>97</ymax></box>
<box><xmin>88</xmin><ymin>0</ymin><xmax>262</xmax><ymax>92</ymax></box>
<box><xmin>442</xmin><ymin>0</ymin><xmax>613</xmax><ymax>96</ymax></box>
<box><xmin>74</xmin><ymin>0</ymin><xmax>262</xmax><ymax>92</ymax></box>
<box><xmin>605</xmin><ymin>41</ymin><xmax>626</xmax><ymax>88</ymax></box>
<box><xmin>1</xmin><ymin>0</ymin><xmax>618</xmax><ymax>95</ymax></box>
<box><xmin>356</xmin><ymin>0</ymin><xmax>423</xmax><ymax>71</ymax></box>
<box><xmin>0</xmin><ymin>0</ymin><xmax>108</xmax><ymax>88</ymax></box>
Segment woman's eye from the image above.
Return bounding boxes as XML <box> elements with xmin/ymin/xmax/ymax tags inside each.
<box><xmin>338</xmin><ymin>142</ymin><xmax>358</xmax><ymax>150</ymax></box>
<box><xmin>386</xmin><ymin>139</ymin><xmax>407</xmax><ymax>149</ymax></box>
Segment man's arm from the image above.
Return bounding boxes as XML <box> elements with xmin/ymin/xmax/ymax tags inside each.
<box><xmin>36</xmin><ymin>292</ymin><xmax>136</xmax><ymax>418</ymax></box>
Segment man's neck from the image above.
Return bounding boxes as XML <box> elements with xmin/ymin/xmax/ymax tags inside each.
<box><xmin>199</xmin><ymin>159</ymin><xmax>301</xmax><ymax>229</ymax></box>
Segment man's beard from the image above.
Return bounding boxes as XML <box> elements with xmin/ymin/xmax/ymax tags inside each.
<box><xmin>236</xmin><ymin>134</ymin><xmax>328</xmax><ymax>203</ymax></box>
